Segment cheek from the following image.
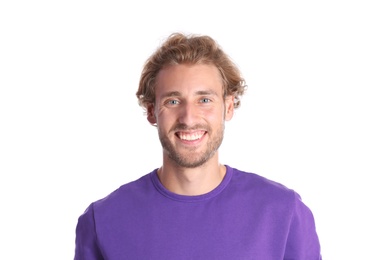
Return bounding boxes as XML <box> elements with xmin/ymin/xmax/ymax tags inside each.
<box><xmin>203</xmin><ymin>107</ymin><xmax>225</xmax><ymax>122</ymax></box>
<box><xmin>156</xmin><ymin>110</ymin><xmax>175</xmax><ymax>126</ymax></box>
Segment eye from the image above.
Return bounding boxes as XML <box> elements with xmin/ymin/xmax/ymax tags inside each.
<box><xmin>199</xmin><ymin>98</ymin><xmax>211</xmax><ymax>103</ymax></box>
<box><xmin>166</xmin><ymin>99</ymin><xmax>179</xmax><ymax>105</ymax></box>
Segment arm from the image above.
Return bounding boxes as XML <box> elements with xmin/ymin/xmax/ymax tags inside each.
<box><xmin>74</xmin><ymin>204</ymin><xmax>104</xmax><ymax>260</ymax></box>
<box><xmin>284</xmin><ymin>192</ymin><xmax>322</xmax><ymax>260</ymax></box>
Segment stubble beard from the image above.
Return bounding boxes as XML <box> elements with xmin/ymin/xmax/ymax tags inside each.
<box><xmin>158</xmin><ymin>123</ymin><xmax>225</xmax><ymax>168</ymax></box>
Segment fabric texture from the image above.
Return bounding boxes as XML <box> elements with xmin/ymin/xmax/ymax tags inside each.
<box><xmin>74</xmin><ymin>165</ymin><xmax>321</xmax><ymax>260</ymax></box>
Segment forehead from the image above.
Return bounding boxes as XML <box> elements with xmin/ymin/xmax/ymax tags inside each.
<box><xmin>155</xmin><ymin>64</ymin><xmax>224</xmax><ymax>96</ymax></box>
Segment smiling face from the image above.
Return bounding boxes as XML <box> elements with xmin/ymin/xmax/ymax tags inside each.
<box><xmin>147</xmin><ymin>64</ymin><xmax>234</xmax><ymax>168</ymax></box>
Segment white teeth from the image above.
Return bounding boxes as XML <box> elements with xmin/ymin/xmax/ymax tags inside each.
<box><xmin>179</xmin><ymin>132</ymin><xmax>203</xmax><ymax>141</ymax></box>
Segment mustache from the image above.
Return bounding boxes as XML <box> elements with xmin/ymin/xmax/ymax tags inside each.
<box><xmin>171</xmin><ymin>123</ymin><xmax>209</xmax><ymax>132</ymax></box>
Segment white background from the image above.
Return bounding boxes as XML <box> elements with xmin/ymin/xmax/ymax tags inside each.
<box><xmin>1</xmin><ymin>1</ymin><xmax>389</xmax><ymax>259</ymax></box>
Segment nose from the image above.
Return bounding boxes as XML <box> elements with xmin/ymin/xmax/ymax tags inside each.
<box><xmin>178</xmin><ymin>102</ymin><xmax>198</xmax><ymax>126</ymax></box>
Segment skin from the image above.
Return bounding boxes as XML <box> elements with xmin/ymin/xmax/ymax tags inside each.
<box><xmin>147</xmin><ymin>63</ymin><xmax>235</xmax><ymax>196</ymax></box>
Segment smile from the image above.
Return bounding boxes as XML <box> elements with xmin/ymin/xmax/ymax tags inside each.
<box><xmin>176</xmin><ymin>131</ymin><xmax>206</xmax><ymax>141</ymax></box>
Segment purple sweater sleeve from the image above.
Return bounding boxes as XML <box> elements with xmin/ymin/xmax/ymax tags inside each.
<box><xmin>284</xmin><ymin>192</ymin><xmax>322</xmax><ymax>260</ymax></box>
<box><xmin>74</xmin><ymin>204</ymin><xmax>104</xmax><ymax>260</ymax></box>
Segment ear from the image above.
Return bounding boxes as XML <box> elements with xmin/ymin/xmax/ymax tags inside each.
<box><xmin>146</xmin><ymin>104</ymin><xmax>157</xmax><ymax>125</ymax></box>
<box><xmin>224</xmin><ymin>95</ymin><xmax>234</xmax><ymax>121</ymax></box>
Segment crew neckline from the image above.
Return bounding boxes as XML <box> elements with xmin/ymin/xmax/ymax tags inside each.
<box><xmin>150</xmin><ymin>165</ymin><xmax>233</xmax><ymax>202</ymax></box>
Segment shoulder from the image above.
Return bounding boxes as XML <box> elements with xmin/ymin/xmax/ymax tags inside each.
<box><xmin>227</xmin><ymin>165</ymin><xmax>300</xmax><ymax>205</ymax></box>
<box><xmin>86</xmin><ymin>171</ymin><xmax>155</xmax><ymax>214</ymax></box>
<box><xmin>226</xmin><ymin>165</ymin><xmax>314</xmax><ymax>220</ymax></box>
<box><xmin>229</xmin><ymin>166</ymin><xmax>293</xmax><ymax>193</ymax></box>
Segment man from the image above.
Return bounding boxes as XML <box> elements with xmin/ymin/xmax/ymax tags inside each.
<box><xmin>74</xmin><ymin>32</ymin><xmax>322</xmax><ymax>259</ymax></box>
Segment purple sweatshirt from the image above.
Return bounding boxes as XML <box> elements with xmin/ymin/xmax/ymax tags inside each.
<box><xmin>75</xmin><ymin>165</ymin><xmax>321</xmax><ymax>259</ymax></box>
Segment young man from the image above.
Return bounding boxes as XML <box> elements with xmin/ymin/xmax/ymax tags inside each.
<box><xmin>74</xmin><ymin>33</ymin><xmax>322</xmax><ymax>259</ymax></box>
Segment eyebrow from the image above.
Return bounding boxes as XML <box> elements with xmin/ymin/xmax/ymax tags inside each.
<box><xmin>195</xmin><ymin>90</ymin><xmax>218</xmax><ymax>96</ymax></box>
<box><xmin>161</xmin><ymin>90</ymin><xmax>218</xmax><ymax>99</ymax></box>
<box><xmin>161</xmin><ymin>91</ymin><xmax>181</xmax><ymax>99</ymax></box>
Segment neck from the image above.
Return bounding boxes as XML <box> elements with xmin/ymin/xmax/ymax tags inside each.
<box><xmin>157</xmin><ymin>156</ymin><xmax>226</xmax><ymax>196</ymax></box>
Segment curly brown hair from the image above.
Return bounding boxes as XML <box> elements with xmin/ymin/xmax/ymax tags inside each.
<box><xmin>136</xmin><ymin>32</ymin><xmax>247</xmax><ymax>110</ymax></box>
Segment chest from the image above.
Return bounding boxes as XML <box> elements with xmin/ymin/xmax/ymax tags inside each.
<box><xmin>95</xmin><ymin>198</ymin><xmax>289</xmax><ymax>260</ymax></box>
